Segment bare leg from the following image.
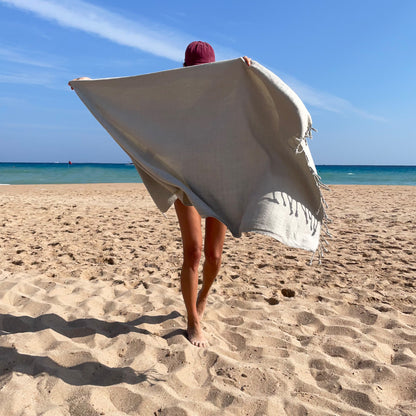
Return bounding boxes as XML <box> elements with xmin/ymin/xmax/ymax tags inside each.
<box><xmin>174</xmin><ymin>200</ymin><xmax>206</xmax><ymax>347</ymax></box>
<box><xmin>197</xmin><ymin>217</ymin><xmax>226</xmax><ymax>319</ymax></box>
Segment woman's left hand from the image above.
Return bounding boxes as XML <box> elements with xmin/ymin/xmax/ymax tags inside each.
<box><xmin>68</xmin><ymin>77</ymin><xmax>91</xmax><ymax>90</ymax></box>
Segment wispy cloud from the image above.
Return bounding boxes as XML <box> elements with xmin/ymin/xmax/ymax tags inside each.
<box><xmin>0</xmin><ymin>0</ymin><xmax>187</xmax><ymax>61</ymax></box>
<box><xmin>0</xmin><ymin>46</ymin><xmax>61</xmax><ymax>68</ymax></box>
<box><xmin>0</xmin><ymin>73</ymin><xmax>45</xmax><ymax>84</ymax></box>
<box><xmin>1</xmin><ymin>0</ymin><xmax>383</xmax><ymax>121</ymax></box>
<box><xmin>280</xmin><ymin>72</ymin><xmax>386</xmax><ymax>122</ymax></box>
<box><xmin>0</xmin><ymin>72</ymin><xmax>61</xmax><ymax>88</ymax></box>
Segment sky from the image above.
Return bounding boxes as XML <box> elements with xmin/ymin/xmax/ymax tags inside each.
<box><xmin>0</xmin><ymin>0</ymin><xmax>415</xmax><ymax>165</ymax></box>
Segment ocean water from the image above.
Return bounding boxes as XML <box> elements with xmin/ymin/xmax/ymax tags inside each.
<box><xmin>0</xmin><ymin>163</ymin><xmax>140</xmax><ymax>185</ymax></box>
<box><xmin>316</xmin><ymin>165</ymin><xmax>416</xmax><ymax>186</ymax></box>
<box><xmin>0</xmin><ymin>163</ymin><xmax>415</xmax><ymax>186</ymax></box>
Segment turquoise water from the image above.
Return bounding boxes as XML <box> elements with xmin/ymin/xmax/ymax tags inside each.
<box><xmin>316</xmin><ymin>165</ymin><xmax>416</xmax><ymax>186</ymax></box>
<box><xmin>0</xmin><ymin>163</ymin><xmax>140</xmax><ymax>185</ymax></box>
<box><xmin>0</xmin><ymin>163</ymin><xmax>415</xmax><ymax>186</ymax></box>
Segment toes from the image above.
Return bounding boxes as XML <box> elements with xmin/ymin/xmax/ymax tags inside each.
<box><xmin>191</xmin><ymin>339</ymin><xmax>208</xmax><ymax>348</ymax></box>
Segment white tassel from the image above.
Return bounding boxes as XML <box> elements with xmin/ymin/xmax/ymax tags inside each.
<box><xmin>299</xmin><ymin>124</ymin><xmax>331</xmax><ymax>266</ymax></box>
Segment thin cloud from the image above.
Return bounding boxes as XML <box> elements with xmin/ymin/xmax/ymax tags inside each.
<box><xmin>1</xmin><ymin>0</ymin><xmax>383</xmax><ymax>121</ymax></box>
<box><xmin>0</xmin><ymin>72</ymin><xmax>59</xmax><ymax>87</ymax></box>
<box><xmin>281</xmin><ymin>72</ymin><xmax>386</xmax><ymax>122</ymax></box>
<box><xmin>0</xmin><ymin>46</ymin><xmax>61</xmax><ymax>68</ymax></box>
<box><xmin>1</xmin><ymin>0</ymin><xmax>187</xmax><ymax>61</ymax></box>
<box><xmin>0</xmin><ymin>73</ymin><xmax>45</xmax><ymax>84</ymax></box>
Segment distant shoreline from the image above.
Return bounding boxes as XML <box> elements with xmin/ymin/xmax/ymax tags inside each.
<box><xmin>1</xmin><ymin>162</ymin><xmax>415</xmax><ymax>167</ymax></box>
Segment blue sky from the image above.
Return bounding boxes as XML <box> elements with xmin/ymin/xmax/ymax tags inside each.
<box><xmin>0</xmin><ymin>0</ymin><xmax>415</xmax><ymax>164</ymax></box>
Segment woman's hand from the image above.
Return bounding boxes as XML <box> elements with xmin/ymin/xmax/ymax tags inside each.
<box><xmin>68</xmin><ymin>77</ymin><xmax>91</xmax><ymax>90</ymax></box>
<box><xmin>243</xmin><ymin>56</ymin><xmax>252</xmax><ymax>66</ymax></box>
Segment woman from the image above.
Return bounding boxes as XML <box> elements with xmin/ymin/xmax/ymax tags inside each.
<box><xmin>70</xmin><ymin>41</ymin><xmax>251</xmax><ymax>347</ymax></box>
<box><xmin>176</xmin><ymin>41</ymin><xmax>251</xmax><ymax>347</ymax></box>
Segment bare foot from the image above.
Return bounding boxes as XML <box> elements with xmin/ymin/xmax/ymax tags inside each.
<box><xmin>196</xmin><ymin>291</ymin><xmax>208</xmax><ymax>320</ymax></box>
<box><xmin>187</xmin><ymin>321</ymin><xmax>208</xmax><ymax>348</ymax></box>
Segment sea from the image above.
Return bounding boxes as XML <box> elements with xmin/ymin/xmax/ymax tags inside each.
<box><xmin>0</xmin><ymin>163</ymin><xmax>415</xmax><ymax>186</ymax></box>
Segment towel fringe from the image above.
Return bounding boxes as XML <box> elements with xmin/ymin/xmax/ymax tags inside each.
<box><xmin>295</xmin><ymin>124</ymin><xmax>331</xmax><ymax>266</ymax></box>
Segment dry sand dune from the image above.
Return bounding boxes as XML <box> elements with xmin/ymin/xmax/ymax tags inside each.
<box><xmin>0</xmin><ymin>183</ymin><xmax>415</xmax><ymax>415</ymax></box>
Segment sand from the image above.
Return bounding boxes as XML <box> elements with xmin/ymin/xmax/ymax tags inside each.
<box><xmin>0</xmin><ymin>183</ymin><xmax>415</xmax><ymax>416</ymax></box>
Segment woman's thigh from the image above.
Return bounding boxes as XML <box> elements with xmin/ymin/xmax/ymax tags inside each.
<box><xmin>204</xmin><ymin>217</ymin><xmax>227</xmax><ymax>256</ymax></box>
<box><xmin>174</xmin><ymin>199</ymin><xmax>202</xmax><ymax>252</ymax></box>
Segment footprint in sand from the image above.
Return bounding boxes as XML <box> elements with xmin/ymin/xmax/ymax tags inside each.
<box><xmin>109</xmin><ymin>386</ymin><xmax>143</xmax><ymax>413</ymax></box>
<box><xmin>309</xmin><ymin>358</ymin><xmax>344</xmax><ymax>394</ymax></box>
<box><xmin>157</xmin><ymin>349</ymin><xmax>187</xmax><ymax>373</ymax></box>
<box><xmin>296</xmin><ymin>311</ymin><xmax>325</xmax><ymax>333</ymax></box>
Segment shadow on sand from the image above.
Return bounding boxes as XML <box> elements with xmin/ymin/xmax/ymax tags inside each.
<box><xmin>0</xmin><ymin>310</ymin><xmax>182</xmax><ymax>386</ymax></box>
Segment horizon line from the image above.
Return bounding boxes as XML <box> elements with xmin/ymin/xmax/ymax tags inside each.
<box><xmin>1</xmin><ymin>162</ymin><xmax>416</xmax><ymax>167</ymax></box>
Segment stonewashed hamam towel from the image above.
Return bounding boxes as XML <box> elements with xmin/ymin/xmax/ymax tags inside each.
<box><xmin>70</xmin><ymin>58</ymin><xmax>329</xmax><ymax>256</ymax></box>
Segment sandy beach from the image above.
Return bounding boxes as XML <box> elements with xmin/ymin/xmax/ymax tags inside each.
<box><xmin>0</xmin><ymin>183</ymin><xmax>415</xmax><ymax>415</ymax></box>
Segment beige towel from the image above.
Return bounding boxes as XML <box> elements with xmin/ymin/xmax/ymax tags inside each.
<box><xmin>70</xmin><ymin>58</ymin><xmax>327</xmax><ymax>252</ymax></box>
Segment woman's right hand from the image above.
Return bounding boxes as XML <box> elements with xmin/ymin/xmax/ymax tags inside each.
<box><xmin>243</xmin><ymin>56</ymin><xmax>252</xmax><ymax>66</ymax></box>
<box><xmin>68</xmin><ymin>77</ymin><xmax>91</xmax><ymax>90</ymax></box>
